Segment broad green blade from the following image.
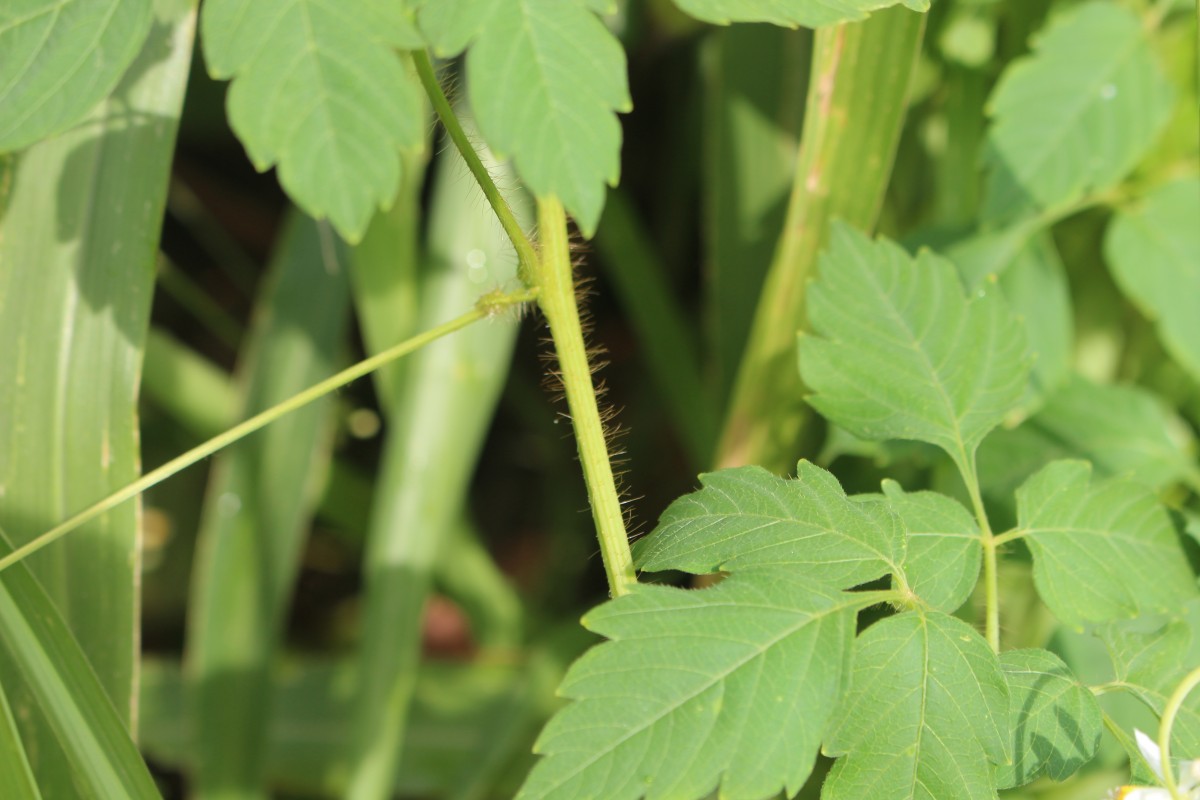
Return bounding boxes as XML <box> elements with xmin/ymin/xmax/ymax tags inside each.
<box><xmin>880</xmin><ymin>480</ymin><xmax>980</xmax><ymax>613</ymax></box>
<box><xmin>519</xmin><ymin>573</ymin><xmax>859</xmax><ymax>800</ymax></box>
<box><xmin>0</xmin><ymin>0</ymin><xmax>195</xmax><ymax>790</ymax></box>
<box><xmin>1105</xmin><ymin>177</ymin><xmax>1200</xmax><ymax>383</ymax></box>
<box><xmin>1015</xmin><ymin>460</ymin><xmax>1198</xmax><ymax>628</ymax></box>
<box><xmin>0</xmin><ymin>679</ymin><xmax>38</xmax><ymax>799</ymax></box>
<box><xmin>800</xmin><ymin>224</ymin><xmax>1031</xmax><ymax>477</ymax></box>
<box><xmin>982</xmin><ymin>2</ymin><xmax>1174</xmax><ymax>223</ymax></box>
<box><xmin>345</xmin><ymin>123</ymin><xmax>531</xmax><ymax>800</ymax></box>
<box><xmin>0</xmin><ymin>0</ymin><xmax>153</xmax><ymax>152</ymax></box>
<box><xmin>0</xmin><ymin>530</ymin><xmax>158</xmax><ymax>798</ymax></box>
<box><xmin>200</xmin><ymin>0</ymin><xmax>425</xmax><ymax>241</ymax></box>
<box><xmin>672</xmin><ymin>0</ymin><xmax>928</xmax><ymax>26</ymax></box>
<box><xmin>634</xmin><ymin>461</ymin><xmax>904</xmax><ymax>587</ymax></box>
<box><xmin>824</xmin><ymin>611</ymin><xmax>1010</xmax><ymax>800</ymax></box>
<box><xmin>186</xmin><ymin>214</ymin><xmax>350</xmax><ymax>799</ymax></box>
<box><xmin>996</xmin><ymin>649</ymin><xmax>1101</xmax><ymax>789</ymax></box>
<box><xmin>421</xmin><ymin>0</ymin><xmax>630</xmax><ymax>236</ymax></box>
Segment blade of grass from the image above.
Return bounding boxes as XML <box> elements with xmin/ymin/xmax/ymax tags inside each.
<box><xmin>715</xmin><ymin>8</ymin><xmax>927</xmax><ymax>472</ymax></box>
<box><xmin>0</xmin><ymin>0</ymin><xmax>196</xmax><ymax>789</ymax></box>
<box><xmin>0</xmin><ymin>528</ymin><xmax>159</xmax><ymax>798</ymax></box>
<box><xmin>142</xmin><ymin>329</ymin><xmax>239</xmax><ymax>440</ymax></box>
<box><xmin>185</xmin><ymin>214</ymin><xmax>351</xmax><ymax>799</ymax></box>
<box><xmin>0</xmin><ymin>680</ymin><xmax>39</xmax><ymax>800</ymax></box>
<box><xmin>345</xmin><ymin>114</ymin><xmax>532</xmax><ymax>800</ymax></box>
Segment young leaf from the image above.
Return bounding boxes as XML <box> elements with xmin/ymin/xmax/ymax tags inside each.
<box><xmin>518</xmin><ymin>571</ymin><xmax>858</xmax><ymax>800</ymax></box>
<box><xmin>881</xmin><ymin>480</ymin><xmax>981</xmax><ymax>612</ymax></box>
<box><xmin>200</xmin><ymin>0</ymin><xmax>425</xmax><ymax>242</ymax></box>
<box><xmin>670</xmin><ymin>0</ymin><xmax>928</xmax><ymax>27</ymax></box>
<box><xmin>995</xmin><ymin>649</ymin><xmax>1101</xmax><ymax>789</ymax></box>
<box><xmin>1105</xmin><ymin>177</ymin><xmax>1200</xmax><ymax>383</ymax></box>
<box><xmin>633</xmin><ymin>461</ymin><xmax>904</xmax><ymax>588</ymax></box>
<box><xmin>982</xmin><ymin>2</ymin><xmax>1174</xmax><ymax>222</ymax></box>
<box><xmin>800</xmin><ymin>224</ymin><xmax>1030</xmax><ymax>477</ymax></box>
<box><xmin>1015</xmin><ymin>460</ymin><xmax>1198</xmax><ymax>628</ymax></box>
<box><xmin>824</xmin><ymin>611</ymin><xmax>1010</xmax><ymax>800</ymax></box>
<box><xmin>0</xmin><ymin>0</ymin><xmax>152</xmax><ymax>152</ymax></box>
<box><xmin>419</xmin><ymin>0</ymin><xmax>630</xmax><ymax>236</ymax></box>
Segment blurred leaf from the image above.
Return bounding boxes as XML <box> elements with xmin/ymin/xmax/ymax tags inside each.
<box><xmin>634</xmin><ymin>461</ymin><xmax>905</xmax><ymax>585</ymax></box>
<box><xmin>1015</xmin><ymin>460</ymin><xmax>1198</xmax><ymax>628</ymax></box>
<box><xmin>519</xmin><ymin>573</ymin><xmax>858</xmax><ymax>800</ymax></box>
<box><xmin>982</xmin><ymin>2</ymin><xmax>1174</xmax><ymax>222</ymax></box>
<box><xmin>0</xmin><ymin>682</ymin><xmax>38</xmax><ymax>799</ymax></box>
<box><xmin>186</xmin><ymin>214</ymin><xmax>350</xmax><ymax>798</ymax></box>
<box><xmin>0</xmin><ymin>530</ymin><xmax>158</xmax><ymax>798</ymax></box>
<box><xmin>995</xmin><ymin>648</ymin><xmax>1101</xmax><ymax>789</ymax></box>
<box><xmin>142</xmin><ymin>330</ymin><xmax>238</xmax><ymax>439</ymax></box>
<box><xmin>671</xmin><ymin>0</ymin><xmax>928</xmax><ymax>27</ymax></box>
<box><xmin>800</xmin><ymin>224</ymin><xmax>1030</xmax><ymax>477</ymax></box>
<box><xmin>1106</xmin><ymin>177</ymin><xmax>1200</xmax><ymax>384</ymax></box>
<box><xmin>200</xmin><ymin>0</ymin><xmax>425</xmax><ymax>242</ymax></box>
<box><xmin>420</xmin><ymin>0</ymin><xmax>630</xmax><ymax>236</ymax></box>
<box><xmin>824</xmin><ymin>611</ymin><xmax>1009</xmax><ymax>800</ymax></box>
<box><xmin>881</xmin><ymin>480</ymin><xmax>980</xmax><ymax>612</ymax></box>
<box><xmin>0</xmin><ymin>1</ymin><xmax>195</xmax><ymax>790</ymax></box>
<box><xmin>0</xmin><ymin>0</ymin><xmax>153</xmax><ymax>152</ymax></box>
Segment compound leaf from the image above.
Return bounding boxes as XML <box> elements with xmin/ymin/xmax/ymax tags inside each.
<box><xmin>995</xmin><ymin>649</ymin><xmax>1101</xmax><ymax>789</ymax></box>
<box><xmin>881</xmin><ymin>481</ymin><xmax>981</xmax><ymax>613</ymax></box>
<box><xmin>0</xmin><ymin>0</ymin><xmax>152</xmax><ymax>152</ymax></box>
<box><xmin>201</xmin><ymin>0</ymin><xmax>425</xmax><ymax>242</ymax></box>
<box><xmin>824</xmin><ymin>611</ymin><xmax>1010</xmax><ymax>800</ymax></box>
<box><xmin>800</xmin><ymin>224</ymin><xmax>1030</xmax><ymax>476</ymax></box>
<box><xmin>1106</xmin><ymin>177</ymin><xmax>1200</xmax><ymax>383</ymax></box>
<box><xmin>420</xmin><ymin>0</ymin><xmax>630</xmax><ymax>236</ymax></box>
<box><xmin>634</xmin><ymin>461</ymin><xmax>904</xmax><ymax>589</ymax></box>
<box><xmin>1015</xmin><ymin>460</ymin><xmax>1198</xmax><ymax>628</ymax></box>
<box><xmin>518</xmin><ymin>571</ymin><xmax>858</xmax><ymax>800</ymax></box>
<box><xmin>982</xmin><ymin>2</ymin><xmax>1174</xmax><ymax>222</ymax></box>
<box><xmin>670</xmin><ymin>0</ymin><xmax>928</xmax><ymax>27</ymax></box>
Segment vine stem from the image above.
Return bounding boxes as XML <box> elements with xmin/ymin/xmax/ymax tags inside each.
<box><xmin>1158</xmin><ymin>664</ymin><xmax>1200</xmax><ymax>800</ymax></box>
<box><xmin>0</xmin><ymin>289</ymin><xmax>538</xmax><ymax>575</ymax></box>
<box><xmin>961</xmin><ymin>455</ymin><xmax>1000</xmax><ymax>652</ymax></box>
<box><xmin>534</xmin><ymin>197</ymin><xmax>637</xmax><ymax>597</ymax></box>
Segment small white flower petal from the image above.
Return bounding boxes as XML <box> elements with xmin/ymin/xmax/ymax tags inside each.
<box><xmin>1136</xmin><ymin>729</ymin><xmax>1166</xmax><ymax>782</ymax></box>
<box><xmin>1115</xmin><ymin>788</ymin><xmax>1172</xmax><ymax>800</ymax></box>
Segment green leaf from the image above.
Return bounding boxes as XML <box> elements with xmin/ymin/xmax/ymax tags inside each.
<box><xmin>633</xmin><ymin>461</ymin><xmax>904</xmax><ymax>587</ymax></box>
<box><xmin>519</xmin><ymin>572</ymin><xmax>858</xmax><ymax>800</ymax></box>
<box><xmin>1105</xmin><ymin>177</ymin><xmax>1200</xmax><ymax>383</ymax></box>
<box><xmin>982</xmin><ymin>2</ymin><xmax>1174</xmax><ymax>222</ymax></box>
<box><xmin>421</xmin><ymin>0</ymin><xmax>630</xmax><ymax>236</ymax></box>
<box><xmin>1014</xmin><ymin>460</ymin><xmax>1198</xmax><ymax>628</ymax></box>
<box><xmin>800</xmin><ymin>223</ymin><xmax>1030</xmax><ymax>476</ymax></box>
<box><xmin>0</xmin><ymin>0</ymin><xmax>153</xmax><ymax>152</ymax></box>
<box><xmin>671</xmin><ymin>0</ymin><xmax>928</xmax><ymax>27</ymax></box>
<box><xmin>0</xmin><ymin>530</ymin><xmax>159</xmax><ymax>798</ymax></box>
<box><xmin>881</xmin><ymin>480</ymin><xmax>980</xmax><ymax>612</ymax></box>
<box><xmin>995</xmin><ymin>648</ymin><xmax>1101</xmax><ymax>789</ymax></box>
<box><xmin>0</xmin><ymin>682</ymin><xmax>38</xmax><ymax>800</ymax></box>
<box><xmin>824</xmin><ymin>611</ymin><xmax>1010</xmax><ymax>800</ymax></box>
<box><xmin>200</xmin><ymin>0</ymin><xmax>425</xmax><ymax>242</ymax></box>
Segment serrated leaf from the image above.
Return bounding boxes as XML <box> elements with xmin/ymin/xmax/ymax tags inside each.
<box><xmin>824</xmin><ymin>611</ymin><xmax>1010</xmax><ymax>800</ymax></box>
<box><xmin>633</xmin><ymin>461</ymin><xmax>904</xmax><ymax>588</ymax></box>
<box><xmin>1105</xmin><ymin>177</ymin><xmax>1200</xmax><ymax>383</ymax></box>
<box><xmin>1015</xmin><ymin>460</ymin><xmax>1198</xmax><ymax>628</ymax></box>
<box><xmin>519</xmin><ymin>571</ymin><xmax>858</xmax><ymax>800</ymax></box>
<box><xmin>800</xmin><ymin>223</ymin><xmax>1031</xmax><ymax>476</ymax></box>
<box><xmin>881</xmin><ymin>481</ymin><xmax>981</xmax><ymax>612</ymax></box>
<box><xmin>982</xmin><ymin>2</ymin><xmax>1174</xmax><ymax>222</ymax></box>
<box><xmin>0</xmin><ymin>0</ymin><xmax>152</xmax><ymax>152</ymax></box>
<box><xmin>996</xmin><ymin>649</ymin><xmax>1102</xmax><ymax>789</ymax></box>
<box><xmin>670</xmin><ymin>0</ymin><xmax>928</xmax><ymax>27</ymax></box>
<box><xmin>423</xmin><ymin>0</ymin><xmax>630</xmax><ymax>236</ymax></box>
<box><xmin>201</xmin><ymin>0</ymin><xmax>425</xmax><ymax>242</ymax></box>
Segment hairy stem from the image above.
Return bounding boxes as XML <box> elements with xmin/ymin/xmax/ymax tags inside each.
<box><xmin>1159</xmin><ymin>664</ymin><xmax>1200</xmax><ymax>799</ymax></box>
<box><xmin>534</xmin><ymin>197</ymin><xmax>637</xmax><ymax>597</ymax></box>
<box><xmin>0</xmin><ymin>289</ymin><xmax>537</xmax><ymax>575</ymax></box>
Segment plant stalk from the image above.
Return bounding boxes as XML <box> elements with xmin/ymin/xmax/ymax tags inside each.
<box><xmin>1158</xmin><ymin>664</ymin><xmax>1200</xmax><ymax>800</ymax></box>
<box><xmin>961</xmin><ymin>459</ymin><xmax>1000</xmax><ymax>653</ymax></box>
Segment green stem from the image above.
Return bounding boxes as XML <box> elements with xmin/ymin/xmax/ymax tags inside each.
<box><xmin>533</xmin><ymin>197</ymin><xmax>636</xmax><ymax>597</ymax></box>
<box><xmin>0</xmin><ymin>289</ymin><xmax>537</xmax><ymax>576</ymax></box>
<box><xmin>1159</xmin><ymin>664</ymin><xmax>1200</xmax><ymax>800</ymax></box>
<box><xmin>412</xmin><ymin>50</ymin><xmax>539</xmax><ymax>283</ymax></box>
<box><xmin>961</xmin><ymin>457</ymin><xmax>1000</xmax><ymax>652</ymax></box>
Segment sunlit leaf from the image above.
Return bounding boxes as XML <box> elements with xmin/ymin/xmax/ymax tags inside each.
<box><xmin>671</xmin><ymin>0</ymin><xmax>928</xmax><ymax>27</ymax></box>
<box><xmin>881</xmin><ymin>480</ymin><xmax>980</xmax><ymax>612</ymax></box>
